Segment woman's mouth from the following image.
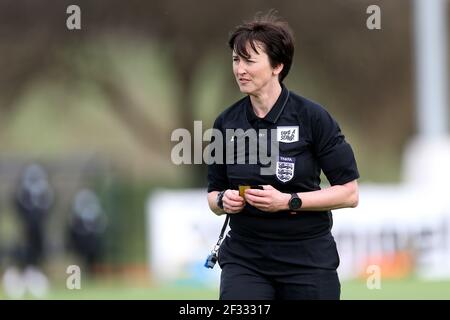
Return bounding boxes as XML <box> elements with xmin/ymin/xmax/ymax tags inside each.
<box><xmin>238</xmin><ymin>78</ymin><xmax>251</xmax><ymax>84</ymax></box>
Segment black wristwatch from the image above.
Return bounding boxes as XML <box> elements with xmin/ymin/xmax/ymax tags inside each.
<box><xmin>216</xmin><ymin>190</ymin><xmax>226</xmax><ymax>209</ymax></box>
<box><xmin>288</xmin><ymin>193</ymin><xmax>302</xmax><ymax>210</ymax></box>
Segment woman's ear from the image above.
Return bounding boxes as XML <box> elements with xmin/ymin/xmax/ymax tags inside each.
<box><xmin>273</xmin><ymin>63</ymin><xmax>284</xmax><ymax>76</ymax></box>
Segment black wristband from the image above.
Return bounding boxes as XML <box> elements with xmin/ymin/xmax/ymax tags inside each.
<box><xmin>216</xmin><ymin>190</ymin><xmax>226</xmax><ymax>209</ymax></box>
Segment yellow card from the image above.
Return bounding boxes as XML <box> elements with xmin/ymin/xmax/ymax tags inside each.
<box><xmin>239</xmin><ymin>185</ymin><xmax>250</xmax><ymax>198</ymax></box>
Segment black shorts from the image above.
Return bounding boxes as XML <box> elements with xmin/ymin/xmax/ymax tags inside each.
<box><xmin>218</xmin><ymin>231</ymin><xmax>341</xmax><ymax>300</ymax></box>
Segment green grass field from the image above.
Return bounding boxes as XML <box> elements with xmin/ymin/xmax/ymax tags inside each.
<box><xmin>2</xmin><ymin>278</ymin><xmax>449</xmax><ymax>300</ymax></box>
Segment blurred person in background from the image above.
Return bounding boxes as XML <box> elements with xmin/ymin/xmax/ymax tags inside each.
<box><xmin>67</xmin><ymin>188</ymin><xmax>107</xmax><ymax>276</ymax></box>
<box><xmin>207</xmin><ymin>11</ymin><xmax>359</xmax><ymax>300</ymax></box>
<box><xmin>2</xmin><ymin>163</ymin><xmax>54</xmax><ymax>298</ymax></box>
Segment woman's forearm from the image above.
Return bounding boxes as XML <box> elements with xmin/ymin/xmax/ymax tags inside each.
<box><xmin>289</xmin><ymin>180</ymin><xmax>359</xmax><ymax>211</ymax></box>
<box><xmin>207</xmin><ymin>191</ymin><xmax>226</xmax><ymax>216</ymax></box>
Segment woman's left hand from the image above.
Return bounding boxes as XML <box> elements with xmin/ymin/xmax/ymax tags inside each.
<box><xmin>244</xmin><ymin>185</ymin><xmax>290</xmax><ymax>212</ymax></box>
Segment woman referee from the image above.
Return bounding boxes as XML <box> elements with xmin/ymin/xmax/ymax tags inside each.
<box><xmin>207</xmin><ymin>11</ymin><xmax>359</xmax><ymax>300</ymax></box>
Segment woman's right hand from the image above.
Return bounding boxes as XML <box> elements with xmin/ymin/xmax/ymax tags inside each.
<box><xmin>222</xmin><ymin>190</ymin><xmax>245</xmax><ymax>214</ymax></box>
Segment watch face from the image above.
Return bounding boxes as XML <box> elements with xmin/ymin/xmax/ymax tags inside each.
<box><xmin>290</xmin><ymin>197</ymin><xmax>301</xmax><ymax>209</ymax></box>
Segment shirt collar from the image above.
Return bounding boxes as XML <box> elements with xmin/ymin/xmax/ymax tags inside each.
<box><xmin>245</xmin><ymin>83</ymin><xmax>290</xmax><ymax>125</ymax></box>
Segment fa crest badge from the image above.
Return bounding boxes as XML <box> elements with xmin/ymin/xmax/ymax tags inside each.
<box><xmin>276</xmin><ymin>156</ymin><xmax>295</xmax><ymax>183</ymax></box>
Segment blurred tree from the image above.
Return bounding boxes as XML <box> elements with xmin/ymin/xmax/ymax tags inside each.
<box><xmin>0</xmin><ymin>0</ymin><xmax>422</xmax><ymax>184</ymax></box>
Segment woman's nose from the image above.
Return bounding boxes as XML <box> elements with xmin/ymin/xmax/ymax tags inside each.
<box><xmin>236</xmin><ymin>62</ymin><xmax>246</xmax><ymax>75</ymax></box>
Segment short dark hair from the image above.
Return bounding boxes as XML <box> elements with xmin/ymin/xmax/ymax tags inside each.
<box><xmin>228</xmin><ymin>11</ymin><xmax>295</xmax><ymax>83</ymax></box>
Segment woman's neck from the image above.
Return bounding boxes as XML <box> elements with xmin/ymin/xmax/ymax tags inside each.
<box><xmin>249</xmin><ymin>81</ymin><xmax>282</xmax><ymax>118</ymax></box>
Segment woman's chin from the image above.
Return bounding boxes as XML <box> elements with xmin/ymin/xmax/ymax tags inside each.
<box><xmin>238</xmin><ymin>86</ymin><xmax>252</xmax><ymax>94</ymax></box>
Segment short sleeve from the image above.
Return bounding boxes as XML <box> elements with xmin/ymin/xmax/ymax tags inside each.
<box><xmin>207</xmin><ymin>116</ymin><xmax>229</xmax><ymax>192</ymax></box>
<box><xmin>312</xmin><ymin>106</ymin><xmax>359</xmax><ymax>185</ymax></box>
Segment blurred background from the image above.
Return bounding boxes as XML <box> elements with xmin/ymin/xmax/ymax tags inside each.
<box><xmin>0</xmin><ymin>0</ymin><xmax>449</xmax><ymax>299</ymax></box>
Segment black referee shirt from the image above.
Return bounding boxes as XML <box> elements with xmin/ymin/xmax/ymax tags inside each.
<box><xmin>207</xmin><ymin>84</ymin><xmax>359</xmax><ymax>241</ymax></box>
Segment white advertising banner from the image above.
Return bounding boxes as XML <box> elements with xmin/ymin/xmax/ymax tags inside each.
<box><xmin>147</xmin><ymin>185</ymin><xmax>450</xmax><ymax>287</ymax></box>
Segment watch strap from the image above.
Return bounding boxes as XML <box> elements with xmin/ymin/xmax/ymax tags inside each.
<box><xmin>217</xmin><ymin>190</ymin><xmax>226</xmax><ymax>209</ymax></box>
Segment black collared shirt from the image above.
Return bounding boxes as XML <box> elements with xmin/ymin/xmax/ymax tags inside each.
<box><xmin>207</xmin><ymin>84</ymin><xmax>359</xmax><ymax>241</ymax></box>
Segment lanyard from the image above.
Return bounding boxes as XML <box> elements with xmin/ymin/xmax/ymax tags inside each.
<box><xmin>205</xmin><ymin>214</ymin><xmax>229</xmax><ymax>269</ymax></box>
<box><xmin>213</xmin><ymin>214</ymin><xmax>230</xmax><ymax>253</ymax></box>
